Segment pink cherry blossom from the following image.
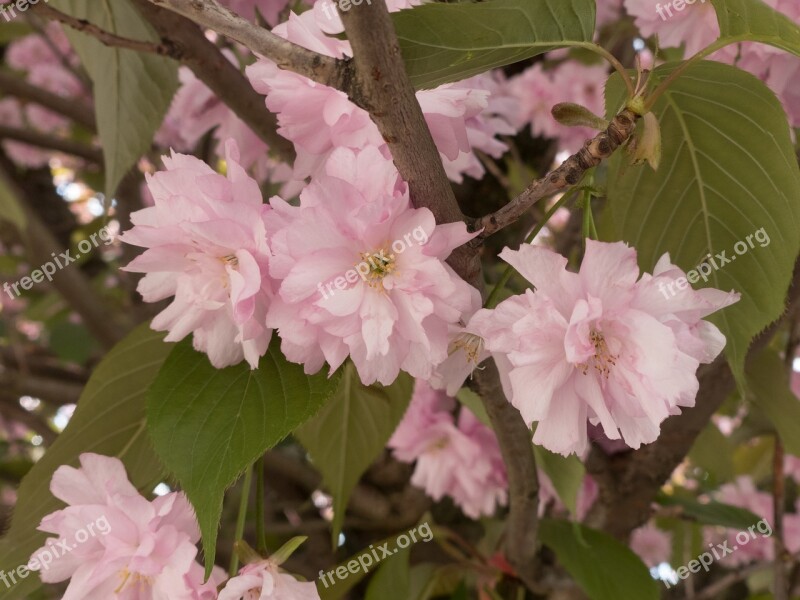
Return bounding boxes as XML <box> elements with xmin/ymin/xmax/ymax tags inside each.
<box><xmin>623</xmin><ymin>0</ymin><xmax>720</xmax><ymax>57</ymax></box>
<box><xmin>630</xmin><ymin>524</ymin><xmax>672</xmax><ymax>567</ymax></box>
<box><xmin>596</xmin><ymin>0</ymin><xmax>625</xmax><ymax>27</ymax></box>
<box><xmin>121</xmin><ymin>141</ymin><xmax>274</xmax><ymax>369</ymax></box>
<box><xmin>468</xmin><ymin>240</ymin><xmax>739</xmax><ymax>456</ymax></box>
<box><xmin>389</xmin><ymin>380</ymin><xmax>508</xmax><ymax>518</ymax></box>
<box><xmin>31</xmin><ymin>453</ymin><xmax>219</xmax><ymax>600</ymax></box>
<box><xmin>219</xmin><ymin>559</ymin><xmax>319</xmax><ymax>600</ymax></box>
<box><xmin>265</xmin><ymin>146</ymin><xmax>479</xmax><ymax>385</ymax></box>
<box><xmin>219</xmin><ymin>0</ymin><xmax>292</xmax><ymax>26</ymax></box>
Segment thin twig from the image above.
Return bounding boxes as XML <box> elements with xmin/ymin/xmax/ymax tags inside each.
<box><xmin>0</xmin><ymin>71</ymin><xmax>96</xmax><ymax>132</ymax></box>
<box><xmin>0</xmin><ymin>125</ymin><xmax>102</xmax><ymax>163</ymax></box>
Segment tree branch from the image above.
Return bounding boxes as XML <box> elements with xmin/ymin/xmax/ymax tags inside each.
<box><xmin>336</xmin><ymin>0</ymin><xmax>481</xmax><ymax>286</ymax></box>
<box><xmin>146</xmin><ymin>0</ymin><xmax>350</xmax><ymax>91</ymax></box>
<box><xmin>0</xmin><ymin>125</ymin><xmax>102</xmax><ymax>163</ymax></box>
<box><xmin>0</xmin><ymin>71</ymin><xmax>96</xmax><ymax>132</ymax></box>
<box><xmin>130</xmin><ymin>0</ymin><xmax>295</xmax><ymax>162</ymax></box>
<box><xmin>476</xmin><ymin>109</ymin><xmax>638</xmax><ymax>238</ymax></box>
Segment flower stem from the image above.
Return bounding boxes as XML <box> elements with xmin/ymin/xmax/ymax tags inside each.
<box><xmin>255</xmin><ymin>455</ymin><xmax>267</xmax><ymax>556</ymax></box>
<box><xmin>229</xmin><ymin>466</ymin><xmax>253</xmax><ymax>577</ymax></box>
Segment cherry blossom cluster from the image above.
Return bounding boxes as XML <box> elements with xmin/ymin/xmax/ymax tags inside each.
<box><xmin>32</xmin><ymin>453</ymin><xmax>318</xmax><ymax>600</ymax></box>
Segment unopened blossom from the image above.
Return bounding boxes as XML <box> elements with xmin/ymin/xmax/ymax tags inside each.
<box><xmin>266</xmin><ymin>147</ymin><xmax>479</xmax><ymax>384</ymax></box>
<box><xmin>121</xmin><ymin>141</ymin><xmax>274</xmax><ymax>369</ymax></box>
<box><xmin>389</xmin><ymin>381</ymin><xmax>508</xmax><ymax>518</ymax></box>
<box><xmin>630</xmin><ymin>524</ymin><xmax>672</xmax><ymax>568</ymax></box>
<box><xmin>219</xmin><ymin>559</ymin><xmax>320</xmax><ymax>600</ymax></box>
<box><xmin>31</xmin><ymin>453</ymin><xmax>220</xmax><ymax>599</ymax></box>
<box><xmin>468</xmin><ymin>240</ymin><xmax>739</xmax><ymax>456</ymax></box>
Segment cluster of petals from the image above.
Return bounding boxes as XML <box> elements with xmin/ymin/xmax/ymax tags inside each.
<box><xmin>265</xmin><ymin>147</ymin><xmax>480</xmax><ymax>385</ymax></box>
<box><xmin>466</xmin><ymin>240</ymin><xmax>739</xmax><ymax>456</ymax></box>
<box><xmin>629</xmin><ymin>523</ymin><xmax>672</xmax><ymax>568</ymax></box>
<box><xmin>388</xmin><ymin>380</ymin><xmax>508</xmax><ymax>518</ymax></box>
<box><xmin>507</xmin><ymin>61</ymin><xmax>609</xmax><ymax>153</ymax></box>
<box><xmin>121</xmin><ymin>141</ymin><xmax>274</xmax><ymax>369</ymax></box>
<box><xmin>706</xmin><ymin>476</ymin><xmax>800</xmax><ymax>567</ymax></box>
<box><xmin>245</xmin><ymin>7</ymin><xmax>513</xmax><ymax>183</ymax></box>
<box><xmin>219</xmin><ymin>560</ymin><xmax>320</xmax><ymax>600</ymax></box>
<box><xmin>31</xmin><ymin>453</ymin><xmax>222</xmax><ymax>599</ymax></box>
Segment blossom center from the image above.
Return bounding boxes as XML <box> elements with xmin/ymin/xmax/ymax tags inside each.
<box><xmin>359</xmin><ymin>248</ymin><xmax>396</xmax><ymax>289</ymax></box>
<box><xmin>449</xmin><ymin>333</ymin><xmax>484</xmax><ymax>365</ymax></box>
<box><xmin>577</xmin><ymin>328</ymin><xmax>617</xmax><ymax>377</ymax></box>
<box><xmin>115</xmin><ymin>569</ymin><xmax>152</xmax><ymax>594</ymax></box>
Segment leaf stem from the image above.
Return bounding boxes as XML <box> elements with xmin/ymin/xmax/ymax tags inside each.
<box><xmin>578</xmin><ymin>43</ymin><xmax>636</xmax><ymax>98</ymax></box>
<box><xmin>229</xmin><ymin>467</ymin><xmax>253</xmax><ymax>577</ymax></box>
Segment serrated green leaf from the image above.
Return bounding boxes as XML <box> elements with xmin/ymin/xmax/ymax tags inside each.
<box><xmin>657</xmin><ymin>493</ymin><xmax>762</xmax><ymax>529</ymax></box>
<box><xmin>540</xmin><ymin>519</ymin><xmax>659</xmax><ymax>600</ymax></box>
<box><xmin>746</xmin><ymin>349</ymin><xmax>800</xmax><ymax>457</ymax></box>
<box><xmin>50</xmin><ymin>0</ymin><xmax>178</xmax><ymax>198</ymax></box>
<box><xmin>0</xmin><ymin>324</ymin><xmax>169</xmax><ymax>600</ymax></box>
<box><xmin>147</xmin><ymin>340</ymin><xmax>340</xmax><ymax>575</ymax></box>
<box><xmin>711</xmin><ymin>0</ymin><xmax>800</xmax><ymax>56</ymax></box>
<box><xmin>605</xmin><ymin>61</ymin><xmax>800</xmax><ymax>385</ymax></box>
<box><xmin>295</xmin><ymin>363</ymin><xmax>413</xmax><ymax>546</ymax></box>
<box><xmin>393</xmin><ymin>0</ymin><xmax>596</xmax><ymax>89</ymax></box>
<box><xmin>689</xmin><ymin>422</ymin><xmax>734</xmax><ymax>482</ymax></box>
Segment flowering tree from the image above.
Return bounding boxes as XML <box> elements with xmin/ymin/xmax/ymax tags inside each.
<box><xmin>0</xmin><ymin>0</ymin><xmax>799</xmax><ymax>598</ymax></box>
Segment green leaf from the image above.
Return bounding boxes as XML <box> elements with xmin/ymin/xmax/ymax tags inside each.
<box><xmin>539</xmin><ymin>519</ymin><xmax>659</xmax><ymax>600</ymax></box>
<box><xmin>295</xmin><ymin>363</ymin><xmax>413</xmax><ymax>546</ymax></box>
<box><xmin>689</xmin><ymin>422</ymin><xmax>734</xmax><ymax>482</ymax></box>
<box><xmin>711</xmin><ymin>0</ymin><xmax>800</xmax><ymax>56</ymax></box>
<box><xmin>50</xmin><ymin>0</ymin><xmax>178</xmax><ymax>198</ymax></box>
<box><xmin>147</xmin><ymin>340</ymin><xmax>340</xmax><ymax>574</ymax></box>
<box><xmin>270</xmin><ymin>536</ymin><xmax>307</xmax><ymax>566</ymax></box>
<box><xmin>533</xmin><ymin>445</ymin><xmax>585</xmax><ymax>518</ymax></box>
<box><xmin>657</xmin><ymin>493</ymin><xmax>762</xmax><ymax>529</ymax></box>
<box><xmin>392</xmin><ymin>0</ymin><xmax>596</xmax><ymax>89</ymax></box>
<box><xmin>605</xmin><ymin>61</ymin><xmax>800</xmax><ymax>384</ymax></box>
<box><xmin>746</xmin><ymin>349</ymin><xmax>800</xmax><ymax>457</ymax></box>
<box><xmin>0</xmin><ymin>172</ymin><xmax>25</xmax><ymax>231</ymax></box>
<box><xmin>0</xmin><ymin>324</ymin><xmax>169</xmax><ymax>600</ymax></box>
<box><xmin>365</xmin><ymin>546</ymin><xmax>411</xmax><ymax>600</ymax></box>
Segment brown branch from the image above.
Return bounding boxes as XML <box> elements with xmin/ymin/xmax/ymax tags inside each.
<box><xmin>476</xmin><ymin>109</ymin><xmax>638</xmax><ymax>238</ymax></box>
<box><xmin>0</xmin><ymin>71</ymin><xmax>96</xmax><ymax>132</ymax></box>
<box><xmin>586</xmin><ymin>258</ymin><xmax>800</xmax><ymax>540</ymax></box>
<box><xmin>34</xmin><ymin>4</ymin><xmax>171</xmax><ymax>55</ymax></box>
<box><xmin>0</xmin><ymin>369</ymin><xmax>83</xmax><ymax>407</ymax></box>
<box><xmin>130</xmin><ymin>0</ymin><xmax>295</xmax><ymax>162</ymax></box>
<box><xmin>146</xmin><ymin>0</ymin><xmax>350</xmax><ymax>91</ymax></box>
<box><xmin>0</xmin><ymin>125</ymin><xmax>102</xmax><ymax>163</ymax></box>
<box><xmin>473</xmin><ymin>360</ymin><xmax>541</xmax><ymax>592</ymax></box>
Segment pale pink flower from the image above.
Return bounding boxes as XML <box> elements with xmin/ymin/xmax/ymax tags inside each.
<box><xmin>219</xmin><ymin>559</ymin><xmax>319</xmax><ymax>600</ymax></box>
<box><xmin>219</xmin><ymin>0</ymin><xmax>292</xmax><ymax>26</ymax></box>
<box><xmin>630</xmin><ymin>524</ymin><xmax>672</xmax><ymax>567</ymax></box>
<box><xmin>468</xmin><ymin>240</ymin><xmax>738</xmax><ymax>456</ymax></box>
<box><xmin>121</xmin><ymin>141</ymin><xmax>274</xmax><ymax>369</ymax></box>
<box><xmin>509</xmin><ymin>61</ymin><xmax>608</xmax><ymax>153</ymax></box>
<box><xmin>265</xmin><ymin>147</ymin><xmax>479</xmax><ymax>385</ymax></box>
<box><xmin>624</xmin><ymin>0</ymin><xmax>720</xmax><ymax>56</ymax></box>
<box><xmin>596</xmin><ymin>0</ymin><xmax>625</xmax><ymax>27</ymax></box>
<box><xmin>31</xmin><ymin>453</ymin><xmax>218</xmax><ymax>600</ymax></box>
<box><xmin>389</xmin><ymin>381</ymin><xmax>508</xmax><ymax>518</ymax></box>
